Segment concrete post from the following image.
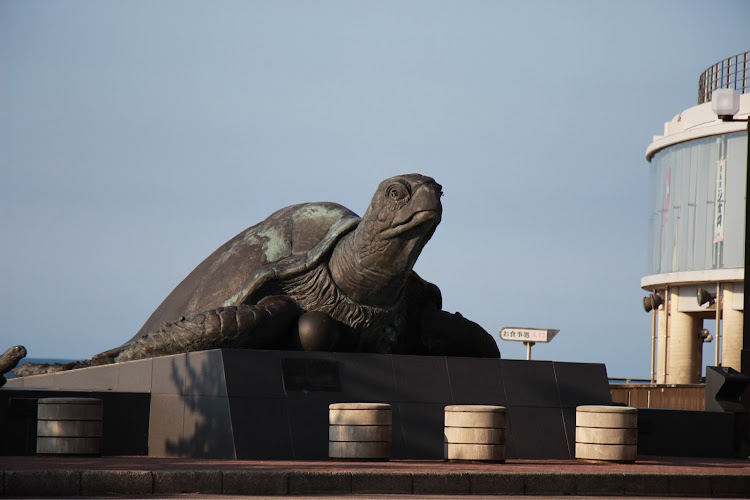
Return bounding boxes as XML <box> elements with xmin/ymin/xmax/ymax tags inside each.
<box><xmin>667</xmin><ymin>289</ymin><xmax>701</xmax><ymax>384</ymax></box>
<box><xmin>692</xmin><ymin>315</ymin><xmax>704</xmax><ymax>381</ymax></box>
<box><xmin>656</xmin><ymin>300</ymin><xmax>668</xmax><ymax>384</ymax></box>
<box><xmin>722</xmin><ymin>287</ymin><xmax>744</xmax><ymax>372</ymax></box>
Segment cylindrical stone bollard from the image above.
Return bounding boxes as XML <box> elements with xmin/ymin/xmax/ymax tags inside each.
<box><xmin>329</xmin><ymin>402</ymin><xmax>392</xmax><ymax>460</ymax></box>
<box><xmin>444</xmin><ymin>405</ymin><xmax>506</xmax><ymax>462</ymax></box>
<box><xmin>37</xmin><ymin>398</ymin><xmax>103</xmax><ymax>455</ymax></box>
<box><xmin>575</xmin><ymin>405</ymin><xmax>637</xmax><ymax>462</ymax></box>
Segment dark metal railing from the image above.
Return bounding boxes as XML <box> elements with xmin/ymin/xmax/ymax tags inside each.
<box><xmin>608</xmin><ymin>377</ymin><xmax>652</xmax><ymax>384</ymax></box>
<box><xmin>698</xmin><ymin>51</ymin><xmax>749</xmax><ymax>104</ymax></box>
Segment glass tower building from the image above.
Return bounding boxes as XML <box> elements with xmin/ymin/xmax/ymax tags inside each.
<box><xmin>643</xmin><ymin>52</ymin><xmax>748</xmax><ymax>384</ymax></box>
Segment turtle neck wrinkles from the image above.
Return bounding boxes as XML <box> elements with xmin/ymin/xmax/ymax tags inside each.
<box><xmin>328</xmin><ymin>227</ymin><xmax>407</xmax><ymax>307</ymax></box>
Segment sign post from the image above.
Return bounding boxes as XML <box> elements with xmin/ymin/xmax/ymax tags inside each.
<box><xmin>498</xmin><ymin>327</ymin><xmax>560</xmax><ymax>360</ymax></box>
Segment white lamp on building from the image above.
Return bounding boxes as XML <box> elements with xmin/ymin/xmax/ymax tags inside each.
<box><xmin>711</xmin><ymin>88</ymin><xmax>741</xmax><ymax>120</ymax></box>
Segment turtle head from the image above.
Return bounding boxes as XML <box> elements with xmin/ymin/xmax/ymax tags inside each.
<box><xmin>366</xmin><ymin>174</ymin><xmax>443</xmax><ymax>242</ymax></box>
<box><xmin>330</xmin><ymin>174</ymin><xmax>442</xmax><ymax>306</ymax></box>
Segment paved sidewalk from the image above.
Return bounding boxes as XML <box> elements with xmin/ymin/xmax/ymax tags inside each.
<box><xmin>1</xmin><ymin>455</ymin><xmax>749</xmax><ymax>497</ymax></box>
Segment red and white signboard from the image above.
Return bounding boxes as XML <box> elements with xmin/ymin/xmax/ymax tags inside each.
<box><xmin>499</xmin><ymin>327</ymin><xmax>559</xmax><ymax>343</ymax></box>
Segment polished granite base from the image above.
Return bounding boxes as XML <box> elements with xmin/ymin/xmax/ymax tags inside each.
<box><xmin>3</xmin><ymin>349</ymin><xmax>612</xmax><ymax>459</ymax></box>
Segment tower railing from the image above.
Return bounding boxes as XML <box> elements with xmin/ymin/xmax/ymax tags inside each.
<box><xmin>698</xmin><ymin>51</ymin><xmax>749</xmax><ymax>104</ymax></box>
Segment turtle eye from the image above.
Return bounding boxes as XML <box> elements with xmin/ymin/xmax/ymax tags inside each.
<box><xmin>386</xmin><ymin>183</ymin><xmax>409</xmax><ymax>202</ymax></box>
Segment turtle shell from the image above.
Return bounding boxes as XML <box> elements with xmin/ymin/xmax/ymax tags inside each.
<box><xmin>128</xmin><ymin>202</ymin><xmax>361</xmax><ymax>343</ymax></box>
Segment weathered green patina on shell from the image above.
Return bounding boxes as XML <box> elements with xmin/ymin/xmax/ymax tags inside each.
<box><xmin>130</xmin><ymin>202</ymin><xmax>363</xmax><ymax>343</ymax></box>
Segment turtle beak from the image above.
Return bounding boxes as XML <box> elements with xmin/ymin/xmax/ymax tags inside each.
<box><xmin>394</xmin><ymin>182</ymin><xmax>442</xmax><ymax>225</ymax></box>
<box><xmin>383</xmin><ymin>182</ymin><xmax>442</xmax><ymax>239</ymax></box>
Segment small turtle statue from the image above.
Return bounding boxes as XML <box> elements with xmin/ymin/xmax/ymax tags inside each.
<box><xmin>12</xmin><ymin>174</ymin><xmax>499</xmax><ymax>378</ymax></box>
<box><xmin>0</xmin><ymin>345</ymin><xmax>27</xmax><ymax>387</ymax></box>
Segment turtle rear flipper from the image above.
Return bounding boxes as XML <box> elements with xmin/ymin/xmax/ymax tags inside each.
<box><xmin>90</xmin><ymin>345</ymin><xmax>126</xmax><ymax>365</ymax></box>
<box><xmin>115</xmin><ymin>296</ymin><xmax>302</xmax><ymax>362</ymax></box>
<box><xmin>10</xmin><ymin>297</ymin><xmax>303</xmax><ymax>377</ymax></box>
<box><xmin>11</xmin><ymin>360</ymin><xmax>90</xmax><ymax>378</ymax></box>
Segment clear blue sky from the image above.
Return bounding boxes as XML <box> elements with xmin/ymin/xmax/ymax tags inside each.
<box><xmin>1</xmin><ymin>0</ymin><xmax>748</xmax><ymax>377</ymax></box>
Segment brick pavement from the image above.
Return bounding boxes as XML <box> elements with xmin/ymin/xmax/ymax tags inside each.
<box><xmin>1</xmin><ymin>455</ymin><xmax>749</xmax><ymax>497</ymax></box>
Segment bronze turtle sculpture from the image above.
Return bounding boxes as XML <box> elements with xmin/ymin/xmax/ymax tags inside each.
<box><xmin>11</xmin><ymin>174</ymin><xmax>498</xmax><ymax>378</ymax></box>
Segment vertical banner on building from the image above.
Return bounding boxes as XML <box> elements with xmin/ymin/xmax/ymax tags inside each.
<box><xmin>714</xmin><ymin>159</ymin><xmax>726</xmax><ymax>243</ymax></box>
<box><xmin>662</xmin><ymin>167</ymin><xmax>671</xmax><ymax>259</ymax></box>
<box><xmin>663</xmin><ymin>167</ymin><xmax>670</xmax><ymax>227</ymax></box>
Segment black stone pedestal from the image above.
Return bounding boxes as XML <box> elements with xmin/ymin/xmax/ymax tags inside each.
<box><xmin>3</xmin><ymin>349</ymin><xmax>612</xmax><ymax>459</ymax></box>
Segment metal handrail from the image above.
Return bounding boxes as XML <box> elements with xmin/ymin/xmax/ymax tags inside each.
<box><xmin>698</xmin><ymin>51</ymin><xmax>749</xmax><ymax>104</ymax></box>
<box><xmin>608</xmin><ymin>377</ymin><xmax>653</xmax><ymax>384</ymax></box>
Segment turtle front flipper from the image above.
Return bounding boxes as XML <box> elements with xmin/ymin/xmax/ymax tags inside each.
<box><xmin>114</xmin><ymin>296</ymin><xmax>303</xmax><ymax>362</ymax></box>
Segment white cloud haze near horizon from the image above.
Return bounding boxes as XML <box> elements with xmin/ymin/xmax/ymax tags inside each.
<box><xmin>1</xmin><ymin>0</ymin><xmax>748</xmax><ymax>378</ymax></box>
